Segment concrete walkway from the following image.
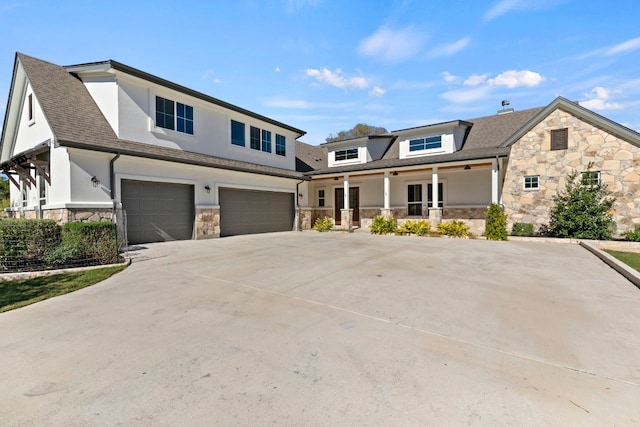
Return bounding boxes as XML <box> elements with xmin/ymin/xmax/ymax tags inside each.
<box><xmin>1</xmin><ymin>232</ymin><xmax>639</xmax><ymax>426</ymax></box>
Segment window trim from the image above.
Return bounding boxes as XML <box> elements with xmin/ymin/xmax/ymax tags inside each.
<box><xmin>581</xmin><ymin>171</ymin><xmax>601</xmax><ymax>186</ymax></box>
<box><xmin>261</xmin><ymin>129</ymin><xmax>272</xmax><ymax>153</ymax></box>
<box><xmin>523</xmin><ymin>175</ymin><xmax>540</xmax><ymax>190</ymax></box>
<box><xmin>275</xmin><ymin>134</ymin><xmax>286</xmax><ymax>156</ymax></box>
<box><xmin>334</xmin><ymin>148</ymin><xmax>359</xmax><ymax>162</ymax></box>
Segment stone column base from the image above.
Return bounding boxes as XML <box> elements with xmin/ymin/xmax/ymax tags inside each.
<box><xmin>428</xmin><ymin>208</ymin><xmax>443</xmax><ymax>225</ymax></box>
<box><xmin>380</xmin><ymin>208</ymin><xmax>392</xmax><ymax>218</ymax></box>
<box><xmin>340</xmin><ymin>208</ymin><xmax>354</xmax><ymax>230</ymax></box>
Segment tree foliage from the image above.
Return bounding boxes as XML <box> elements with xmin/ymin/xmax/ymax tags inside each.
<box><xmin>325</xmin><ymin>123</ymin><xmax>388</xmax><ymax>143</ymax></box>
<box><xmin>549</xmin><ymin>167</ymin><xmax>616</xmax><ymax>240</ymax></box>
<box><xmin>0</xmin><ymin>177</ymin><xmax>9</xmax><ymax>209</ymax></box>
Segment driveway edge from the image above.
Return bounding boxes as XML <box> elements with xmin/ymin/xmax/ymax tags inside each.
<box><xmin>580</xmin><ymin>241</ymin><xmax>640</xmax><ymax>290</ymax></box>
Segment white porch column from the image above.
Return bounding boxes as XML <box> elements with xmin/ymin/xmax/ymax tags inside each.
<box><xmin>381</xmin><ymin>171</ymin><xmax>391</xmax><ymax>217</ymax></box>
<box><xmin>429</xmin><ymin>166</ymin><xmax>442</xmax><ymax>224</ymax></box>
<box><xmin>343</xmin><ymin>175</ymin><xmax>349</xmax><ymax>210</ymax></box>
<box><xmin>491</xmin><ymin>159</ymin><xmax>499</xmax><ymax>204</ymax></box>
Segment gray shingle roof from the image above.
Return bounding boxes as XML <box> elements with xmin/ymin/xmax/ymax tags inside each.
<box><xmin>307</xmin><ymin>107</ymin><xmax>545</xmax><ymax>175</ymax></box>
<box><xmin>13</xmin><ymin>53</ymin><xmax>306</xmax><ymax>180</ymax></box>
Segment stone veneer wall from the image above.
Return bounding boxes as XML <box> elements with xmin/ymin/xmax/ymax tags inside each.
<box><xmin>502</xmin><ymin>108</ymin><xmax>640</xmax><ymax>234</ymax></box>
<box><xmin>195</xmin><ymin>207</ymin><xmax>220</xmax><ymax>239</ymax></box>
<box><xmin>9</xmin><ymin>207</ymin><xmax>113</xmax><ymax>222</ymax></box>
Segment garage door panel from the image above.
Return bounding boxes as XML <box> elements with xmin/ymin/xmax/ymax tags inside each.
<box><xmin>219</xmin><ymin>188</ymin><xmax>294</xmax><ymax>237</ymax></box>
<box><xmin>122</xmin><ymin>180</ymin><xmax>194</xmax><ymax>244</ymax></box>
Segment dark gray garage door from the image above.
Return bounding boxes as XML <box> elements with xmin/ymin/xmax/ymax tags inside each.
<box><xmin>121</xmin><ymin>180</ymin><xmax>194</xmax><ymax>244</ymax></box>
<box><xmin>219</xmin><ymin>188</ymin><xmax>294</xmax><ymax>237</ymax></box>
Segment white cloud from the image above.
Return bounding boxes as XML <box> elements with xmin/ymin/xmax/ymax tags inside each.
<box><xmin>484</xmin><ymin>0</ymin><xmax>563</xmax><ymax>21</ymax></box>
<box><xmin>428</xmin><ymin>38</ymin><xmax>471</xmax><ymax>58</ymax></box>
<box><xmin>463</xmin><ymin>74</ymin><xmax>489</xmax><ymax>86</ymax></box>
<box><xmin>488</xmin><ymin>70</ymin><xmax>545</xmax><ymax>88</ymax></box>
<box><xmin>441</xmin><ymin>72</ymin><xmax>460</xmax><ymax>84</ymax></box>
<box><xmin>358</xmin><ymin>26</ymin><xmax>424</xmax><ymax>63</ymax></box>
<box><xmin>580</xmin><ymin>87</ymin><xmax>623</xmax><ymax>110</ymax></box>
<box><xmin>275</xmin><ymin>67</ymin><xmax>281</xmax><ymax>72</ymax></box>
<box><xmin>441</xmin><ymin>86</ymin><xmax>492</xmax><ymax>104</ymax></box>
<box><xmin>369</xmin><ymin>86</ymin><xmax>385</xmax><ymax>97</ymax></box>
<box><xmin>605</xmin><ymin>37</ymin><xmax>640</xmax><ymax>56</ymax></box>
<box><xmin>305</xmin><ymin>68</ymin><xmax>369</xmax><ymax>90</ymax></box>
<box><xmin>202</xmin><ymin>69</ymin><xmax>222</xmax><ymax>84</ymax></box>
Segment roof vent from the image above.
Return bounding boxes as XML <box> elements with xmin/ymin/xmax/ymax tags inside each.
<box><xmin>498</xmin><ymin>99</ymin><xmax>514</xmax><ymax>115</ymax></box>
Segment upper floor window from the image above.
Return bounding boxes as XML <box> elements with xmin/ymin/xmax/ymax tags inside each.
<box><xmin>276</xmin><ymin>134</ymin><xmax>286</xmax><ymax>156</ymax></box>
<box><xmin>261</xmin><ymin>130</ymin><xmax>272</xmax><ymax>153</ymax></box>
<box><xmin>155</xmin><ymin>96</ymin><xmax>193</xmax><ymax>135</ymax></box>
<box><xmin>550</xmin><ymin>128</ymin><xmax>568</xmax><ymax>150</ymax></box>
<box><xmin>231</xmin><ymin>120</ymin><xmax>245</xmax><ymax>146</ymax></box>
<box><xmin>335</xmin><ymin>148</ymin><xmax>359</xmax><ymax>161</ymax></box>
<box><xmin>581</xmin><ymin>171</ymin><xmax>600</xmax><ymax>186</ymax></box>
<box><xmin>250</xmin><ymin>126</ymin><xmax>261</xmax><ymax>150</ymax></box>
<box><xmin>409</xmin><ymin>136</ymin><xmax>442</xmax><ymax>152</ymax></box>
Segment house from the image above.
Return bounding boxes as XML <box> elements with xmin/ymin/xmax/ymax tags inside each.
<box><xmin>0</xmin><ymin>53</ymin><xmax>308</xmax><ymax>244</ymax></box>
<box><xmin>299</xmin><ymin>99</ymin><xmax>640</xmax><ymax>236</ymax></box>
<box><xmin>1</xmin><ymin>53</ymin><xmax>639</xmax><ymax>243</ymax></box>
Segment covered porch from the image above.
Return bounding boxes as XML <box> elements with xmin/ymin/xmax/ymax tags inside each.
<box><xmin>302</xmin><ymin>157</ymin><xmax>505</xmax><ymax>235</ymax></box>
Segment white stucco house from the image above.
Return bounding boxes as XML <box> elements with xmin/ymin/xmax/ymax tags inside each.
<box><xmin>2</xmin><ymin>53</ymin><xmax>640</xmax><ymax>243</ymax></box>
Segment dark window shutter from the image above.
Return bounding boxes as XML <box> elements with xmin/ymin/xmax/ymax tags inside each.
<box><xmin>550</xmin><ymin>128</ymin><xmax>568</xmax><ymax>150</ymax></box>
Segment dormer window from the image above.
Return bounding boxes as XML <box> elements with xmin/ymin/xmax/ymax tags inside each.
<box><xmin>409</xmin><ymin>136</ymin><xmax>442</xmax><ymax>152</ymax></box>
<box><xmin>335</xmin><ymin>148</ymin><xmax>359</xmax><ymax>161</ymax></box>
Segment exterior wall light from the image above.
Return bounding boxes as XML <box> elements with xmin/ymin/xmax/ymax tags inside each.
<box><xmin>91</xmin><ymin>176</ymin><xmax>100</xmax><ymax>187</ymax></box>
<box><xmin>204</xmin><ymin>185</ymin><xmax>211</xmax><ymax>193</ymax></box>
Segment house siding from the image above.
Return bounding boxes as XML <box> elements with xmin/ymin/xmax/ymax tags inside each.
<box><xmin>502</xmin><ymin>108</ymin><xmax>640</xmax><ymax>234</ymax></box>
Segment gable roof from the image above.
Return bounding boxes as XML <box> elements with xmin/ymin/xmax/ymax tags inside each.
<box><xmin>306</xmin><ymin>107</ymin><xmax>544</xmax><ymax>175</ymax></box>
<box><xmin>1</xmin><ymin>53</ymin><xmax>307</xmax><ymax>180</ymax></box>
<box><xmin>500</xmin><ymin>96</ymin><xmax>640</xmax><ymax>148</ymax></box>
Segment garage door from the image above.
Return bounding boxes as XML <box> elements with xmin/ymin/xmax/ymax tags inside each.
<box><xmin>121</xmin><ymin>180</ymin><xmax>194</xmax><ymax>244</ymax></box>
<box><xmin>219</xmin><ymin>188</ymin><xmax>294</xmax><ymax>237</ymax></box>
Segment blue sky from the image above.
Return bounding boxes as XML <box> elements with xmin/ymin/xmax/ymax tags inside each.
<box><xmin>1</xmin><ymin>0</ymin><xmax>639</xmax><ymax>145</ymax></box>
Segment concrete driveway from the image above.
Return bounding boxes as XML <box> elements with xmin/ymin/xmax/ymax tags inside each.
<box><xmin>1</xmin><ymin>232</ymin><xmax>639</xmax><ymax>426</ymax></box>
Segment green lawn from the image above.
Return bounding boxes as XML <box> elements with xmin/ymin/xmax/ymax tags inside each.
<box><xmin>604</xmin><ymin>250</ymin><xmax>640</xmax><ymax>273</ymax></box>
<box><xmin>0</xmin><ymin>265</ymin><xmax>127</xmax><ymax>313</ymax></box>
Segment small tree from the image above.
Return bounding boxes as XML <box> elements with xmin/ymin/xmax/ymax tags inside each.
<box><xmin>485</xmin><ymin>203</ymin><xmax>508</xmax><ymax>240</ymax></box>
<box><xmin>549</xmin><ymin>167</ymin><xmax>616</xmax><ymax>240</ymax></box>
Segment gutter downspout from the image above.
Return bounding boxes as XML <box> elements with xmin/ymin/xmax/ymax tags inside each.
<box><xmin>296</xmin><ymin>179</ymin><xmax>305</xmax><ymax>231</ymax></box>
<box><xmin>110</xmin><ymin>153</ymin><xmax>121</xmax><ymax>245</ymax></box>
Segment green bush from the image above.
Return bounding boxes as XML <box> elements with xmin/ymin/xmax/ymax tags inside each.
<box><xmin>396</xmin><ymin>219</ymin><xmax>431</xmax><ymax>236</ymax></box>
<box><xmin>370</xmin><ymin>215</ymin><xmax>397</xmax><ymax>235</ymax></box>
<box><xmin>484</xmin><ymin>203</ymin><xmax>508</xmax><ymax>240</ymax></box>
<box><xmin>437</xmin><ymin>220</ymin><xmax>470</xmax><ymax>238</ymax></box>
<box><xmin>549</xmin><ymin>166</ymin><xmax>616</xmax><ymax>240</ymax></box>
<box><xmin>61</xmin><ymin>222</ymin><xmax>120</xmax><ymax>265</ymax></box>
<box><xmin>623</xmin><ymin>225</ymin><xmax>640</xmax><ymax>242</ymax></box>
<box><xmin>313</xmin><ymin>216</ymin><xmax>333</xmax><ymax>232</ymax></box>
<box><xmin>0</xmin><ymin>218</ymin><xmax>61</xmax><ymax>270</ymax></box>
<box><xmin>511</xmin><ymin>223</ymin><xmax>535</xmax><ymax>237</ymax></box>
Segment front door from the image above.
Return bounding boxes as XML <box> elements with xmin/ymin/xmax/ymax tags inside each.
<box><xmin>335</xmin><ymin>187</ymin><xmax>359</xmax><ymax>225</ymax></box>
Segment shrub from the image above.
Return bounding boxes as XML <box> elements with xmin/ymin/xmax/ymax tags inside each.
<box><xmin>370</xmin><ymin>215</ymin><xmax>397</xmax><ymax>235</ymax></box>
<box><xmin>396</xmin><ymin>219</ymin><xmax>431</xmax><ymax>236</ymax></box>
<box><xmin>511</xmin><ymin>223</ymin><xmax>535</xmax><ymax>237</ymax></box>
<box><xmin>623</xmin><ymin>225</ymin><xmax>640</xmax><ymax>242</ymax></box>
<box><xmin>313</xmin><ymin>216</ymin><xmax>333</xmax><ymax>232</ymax></box>
<box><xmin>484</xmin><ymin>203</ymin><xmax>508</xmax><ymax>241</ymax></box>
<box><xmin>549</xmin><ymin>166</ymin><xmax>616</xmax><ymax>240</ymax></box>
<box><xmin>0</xmin><ymin>218</ymin><xmax>61</xmax><ymax>271</ymax></box>
<box><xmin>437</xmin><ymin>220</ymin><xmax>470</xmax><ymax>238</ymax></box>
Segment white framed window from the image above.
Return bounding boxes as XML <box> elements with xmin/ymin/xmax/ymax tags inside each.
<box><xmin>318</xmin><ymin>189</ymin><xmax>325</xmax><ymax>207</ymax></box>
<box><xmin>581</xmin><ymin>171</ymin><xmax>600</xmax><ymax>186</ymax></box>
<box><xmin>155</xmin><ymin>96</ymin><xmax>194</xmax><ymax>135</ymax></box>
<box><xmin>524</xmin><ymin>175</ymin><xmax>539</xmax><ymax>190</ymax></box>
<box><xmin>275</xmin><ymin>134</ymin><xmax>286</xmax><ymax>156</ymax></box>
<box><xmin>409</xmin><ymin>136</ymin><xmax>442</xmax><ymax>152</ymax></box>
<box><xmin>335</xmin><ymin>148</ymin><xmax>358</xmax><ymax>161</ymax></box>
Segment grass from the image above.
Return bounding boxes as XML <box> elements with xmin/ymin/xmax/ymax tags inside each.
<box><xmin>604</xmin><ymin>250</ymin><xmax>640</xmax><ymax>273</ymax></box>
<box><xmin>0</xmin><ymin>265</ymin><xmax>127</xmax><ymax>313</ymax></box>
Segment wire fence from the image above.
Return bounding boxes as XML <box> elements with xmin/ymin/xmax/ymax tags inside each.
<box><xmin>0</xmin><ymin>219</ymin><xmax>124</xmax><ymax>273</ymax></box>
